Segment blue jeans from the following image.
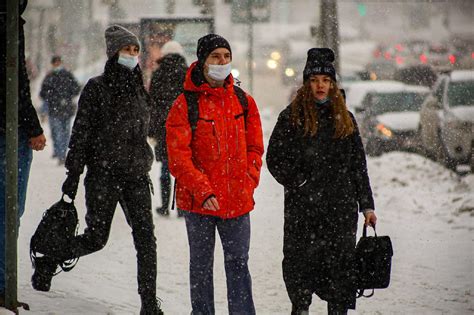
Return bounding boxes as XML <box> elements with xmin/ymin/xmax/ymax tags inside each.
<box><xmin>49</xmin><ymin>115</ymin><xmax>71</xmax><ymax>160</ymax></box>
<box><xmin>0</xmin><ymin>131</ymin><xmax>33</xmax><ymax>293</ymax></box>
<box><xmin>184</xmin><ymin>212</ymin><xmax>255</xmax><ymax>315</ymax></box>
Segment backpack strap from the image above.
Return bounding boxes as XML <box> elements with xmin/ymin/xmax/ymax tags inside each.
<box><xmin>233</xmin><ymin>85</ymin><xmax>249</xmax><ymax>125</ymax></box>
<box><xmin>184</xmin><ymin>90</ymin><xmax>200</xmax><ymax>132</ymax></box>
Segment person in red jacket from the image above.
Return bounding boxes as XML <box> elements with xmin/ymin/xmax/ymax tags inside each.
<box><xmin>166</xmin><ymin>34</ymin><xmax>264</xmax><ymax>314</ymax></box>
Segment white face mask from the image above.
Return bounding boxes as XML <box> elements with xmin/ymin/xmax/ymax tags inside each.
<box><xmin>117</xmin><ymin>53</ymin><xmax>139</xmax><ymax>70</ymax></box>
<box><xmin>207</xmin><ymin>63</ymin><xmax>232</xmax><ymax>81</ymax></box>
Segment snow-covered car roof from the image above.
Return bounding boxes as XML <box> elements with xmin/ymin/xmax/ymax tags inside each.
<box><xmin>450</xmin><ymin>70</ymin><xmax>474</xmax><ymax>82</ymax></box>
<box><xmin>346</xmin><ymin>80</ymin><xmax>405</xmax><ymax>109</ymax></box>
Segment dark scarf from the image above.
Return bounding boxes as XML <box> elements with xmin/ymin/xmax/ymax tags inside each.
<box><xmin>103</xmin><ymin>56</ymin><xmax>145</xmax><ymax>96</ymax></box>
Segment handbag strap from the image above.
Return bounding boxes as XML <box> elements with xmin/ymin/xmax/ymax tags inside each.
<box><xmin>362</xmin><ymin>224</ymin><xmax>377</xmax><ymax>238</ymax></box>
<box><xmin>356</xmin><ymin>288</ymin><xmax>375</xmax><ymax>298</ymax></box>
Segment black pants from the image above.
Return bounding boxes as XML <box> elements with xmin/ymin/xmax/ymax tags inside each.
<box><xmin>60</xmin><ymin>171</ymin><xmax>157</xmax><ymax>298</ymax></box>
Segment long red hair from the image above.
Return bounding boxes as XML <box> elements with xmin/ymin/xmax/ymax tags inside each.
<box><xmin>290</xmin><ymin>79</ymin><xmax>354</xmax><ymax>138</ymax></box>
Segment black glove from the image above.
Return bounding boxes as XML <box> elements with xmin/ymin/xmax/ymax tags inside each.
<box><xmin>62</xmin><ymin>172</ymin><xmax>80</xmax><ymax>200</ymax></box>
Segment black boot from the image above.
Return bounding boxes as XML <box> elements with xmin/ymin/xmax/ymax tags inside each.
<box><xmin>291</xmin><ymin>304</ymin><xmax>309</xmax><ymax>315</ymax></box>
<box><xmin>31</xmin><ymin>256</ymin><xmax>58</xmax><ymax>292</ymax></box>
<box><xmin>327</xmin><ymin>303</ymin><xmax>348</xmax><ymax>315</ymax></box>
<box><xmin>140</xmin><ymin>297</ymin><xmax>164</xmax><ymax>315</ymax></box>
<box><xmin>155</xmin><ymin>206</ymin><xmax>169</xmax><ymax>216</ymax></box>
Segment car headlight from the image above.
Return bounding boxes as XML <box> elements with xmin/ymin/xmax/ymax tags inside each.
<box><xmin>270</xmin><ymin>51</ymin><xmax>281</xmax><ymax>61</ymax></box>
<box><xmin>376</xmin><ymin>123</ymin><xmax>393</xmax><ymax>138</ymax></box>
<box><xmin>285</xmin><ymin>67</ymin><xmax>295</xmax><ymax>77</ymax></box>
<box><xmin>266</xmin><ymin>59</ymin><xmax>278</xmax><ymax>70</ymax></box>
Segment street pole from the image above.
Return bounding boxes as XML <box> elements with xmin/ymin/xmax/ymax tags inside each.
<box><xmin>5</xmin><ymin>0</ymin><xmax>19</xmax><ymax>310</ymax></box>
<box><xmin>247</xmin><ymin>0</ymin><xmax>254</xmax><ymax>94</ymax></box>
<box><xmin>319</xmin><ymin>0</ymin><xmax>340</xmax><ymax>72</ymax></box>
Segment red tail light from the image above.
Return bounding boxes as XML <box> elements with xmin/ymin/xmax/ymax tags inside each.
<box><xmin>420</xmin><ymin>54</ymin><xmax>427</xmax><ymax>64</ymax></box>
<box><xmin>449</xmin><ymin>54</ymin><xmax>456</xmax><ymax>64</ymax></box>
<box><xmin>384</xmin><ymin>52</ymin><xmax>391</xmax><ymax>60</ymax></box>
<box><xmin>395</xmin><ymin>56</ymin><xmax>404</xmax><ymax>65</ymax></box>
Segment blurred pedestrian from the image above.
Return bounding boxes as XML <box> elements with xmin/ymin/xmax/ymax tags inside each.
<box><xmin>31</xmin><ymin>25</ymin><xmax>163</xmax><ymax>315</ymax></box>
<box><xmin>39</xmin><ymin>55</ymin><xmax>80</xmax><ymax>164</ymax></box>
<box><xmin>266</xmin><ymin>48</ymin><xmax>377</xmax><ymax>315</ymax></box>
<box><xmin>165</xmin><ymin>34</ymin><xmax>264</xmax><ymax>314</ymax></box>
<box><xmin>149</xmin><ymin>40</ymin><xmax>187</xmax><ymax>217</ymax></box>
<box><xmin>0</xmin><ymin>0</ymin><xmax>47</xmax><ymax>305</ymax></box>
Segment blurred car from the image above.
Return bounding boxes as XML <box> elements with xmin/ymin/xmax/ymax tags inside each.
<box><xmin>345</xmin><ymin>80</ymin><xmax>405</xmax><ymax>113</ymax></box>
<box><xmin>364</xmin><ymin>60</ymin><xmax>398</xmax><ymax>81</ymax></box>
<box><xmin>356</xmin><ymin>85</ymin><xmax>430</xmax><ymax>156</ymax></box>
<box><xmin>393</xmin><ymin>64</ymin><xmax>438</xmax><ymax>88</ymax></box>
<box><xmin>419</xmin><ymin>70</ymin><xmax>474</xmax><ymax>171</ymax></box>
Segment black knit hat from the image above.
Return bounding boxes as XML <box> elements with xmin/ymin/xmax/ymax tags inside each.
<box><xmin>105</xmin><ymin>25</ymin><xmax>141</xmax><ymax>59</ymax></box>
<box><xmin>197</xmin><ymin>34</ymin><xmax>232</xmax><ymax>64</ymax></box>
<box><xmin>303</xmin><ymin>48</ymin><xmax>336</xmax><ymax>82</ymax></box>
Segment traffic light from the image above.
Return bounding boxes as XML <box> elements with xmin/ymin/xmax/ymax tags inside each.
<box><xmin>357</xmin><ymin>3</ymin><xmax>367</xmax><ymax>17</ymax></box>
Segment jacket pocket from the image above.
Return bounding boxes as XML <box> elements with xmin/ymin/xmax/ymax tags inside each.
<box><xmin>193</xmin><ymin>119</ymin><xmax>221</xmax><ymax>161</ymax></box>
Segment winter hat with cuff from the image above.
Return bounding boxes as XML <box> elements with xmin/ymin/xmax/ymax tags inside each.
<box><xmin>196</xmin><ymin>34</ymin><xmax>232</xmax><ymax>64</ymax></box>
<box><xmin>303</xmin><ymin>48</ymin><xmax>337</xmax><ymax>82</ymax></box>
<box><xmin>105</xmin><ymin>25</ymin><xmax>141</xmax><ymax>59</ymax></box>
<box><xmin>161</xmin><ymin>40</ymin><xmax>184</xmax><ymax>57</ymax></box>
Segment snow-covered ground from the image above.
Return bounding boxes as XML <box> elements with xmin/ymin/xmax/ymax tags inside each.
<box><xmin>2</xmin><ymin>104</ymin><xmax>473</xmax><ymax>315</ymax></box>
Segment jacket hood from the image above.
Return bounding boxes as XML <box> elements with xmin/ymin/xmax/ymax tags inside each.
<box><xmin>184</xmin><ymin>61</ymin><xmax>235</xmax><ymax>96</ymax></box>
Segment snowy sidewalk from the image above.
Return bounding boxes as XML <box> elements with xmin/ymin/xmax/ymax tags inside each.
<box><xmin>3</xmin><ymin>111</ymin><xmax>473</xmax><ymax>314</ymax></box>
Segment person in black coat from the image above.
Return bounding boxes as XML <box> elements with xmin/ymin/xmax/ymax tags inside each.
<box><xmin>0</xmin><ymin>0</ymin><xmax>47</xmax><ymax>303</ymax></box>
<box><xmin>266</xmin><ymin>48</ymin><xmax>377</xmax><ymax>315</ymax></box>
<box><xmin>39</xmin><ymin>55</ymin><xmax>80</xmax><ymax>164</ymax></box>
<box><xmin>31</xmin><ymin>25</ymin><xmax>163</xmax><ymax>315</ymax></box>
<box><xmin>149</xmin><ymin>40</ymin><xmax>187</xmax><ymax>216</ymax></box>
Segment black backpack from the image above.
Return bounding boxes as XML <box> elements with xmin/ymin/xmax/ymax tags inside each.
<box><xmin>355</xmin><ymin>224</ymin><xmax>393</xmax><ymax>298</ymax></box>
<box><xmin>30</xmin><ymin>196</ymin><xmax>79</xmax><ymax>272</ymax></box>
<box><xmin>184</xmin><ymin>85</ymin><xmax>249</xmax><ymax>133</ymax></box>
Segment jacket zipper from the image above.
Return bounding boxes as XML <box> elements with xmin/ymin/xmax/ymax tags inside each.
<box><xmin>211</xmin><ymin>121</ymin><xmax>221</xmax><ymax>155</ymax></box>
<box><xmin>224</xmin><ymin>99</ymin><xmax>230</xmax><ymax>219</ymax></box>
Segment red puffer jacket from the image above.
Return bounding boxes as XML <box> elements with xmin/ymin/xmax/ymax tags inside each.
<box><xmin>166</xmin><ymin>62</ymin><xmax>264</xmax><ymax>218</ymax></box>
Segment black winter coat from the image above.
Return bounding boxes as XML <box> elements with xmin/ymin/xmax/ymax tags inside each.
<box><xmin>0</xmin><ymin>14</ymin><xmax>43</xmax><ymax>138</ymax></box>
<box><xmin>65</xmin><ymin>59</ymin><xmax>154</xmax><ymax>177</ymax></box>
<box><xmin>149</xmin><ymin>53</ymin><xmax>187</xmax><ymax>161</ymax></box>
<box><xmin>266</xmin><ymin>102</ymin><xmax>374</xmax><ymax>309</ymax></box>
<box><xmin>40</xmin><ymin>68</ymin><xmax>80</xmax><ymax>119</ymax></box>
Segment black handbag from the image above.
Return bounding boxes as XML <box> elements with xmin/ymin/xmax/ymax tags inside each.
<box><xmin>30</xmin><ymin>196</ymin><xmax>79</xmax><ymax>272</ymax></box>
<box><xmin>355</xmin><ymin>224</ymin><xmax>393</xmax><ymax>298</ymax></box>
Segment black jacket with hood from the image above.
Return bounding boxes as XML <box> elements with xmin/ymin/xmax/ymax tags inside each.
<box><xmin>65</xmin><ymin>57</ymin><xmax>153</xmax><ymax>177</ymax></box>
<box><xmin>149</xmin><ymin>53</ymin><xmax>187</xmax><ymax>161</ymax></box>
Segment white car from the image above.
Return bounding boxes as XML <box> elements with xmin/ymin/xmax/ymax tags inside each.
<box><xmin>345</xmin><ymin>80</ymin><xmax>406</xmax><ymax>113</ymax></box>
<box><xmin>419</xmin><ymin>70</ymin><xmax>474</xmax><ymax>171</ymax></box>
<box><xmin>356</xmin><ymin>85</ymin><xmax>430</xmax><ymax>156</ymax></box>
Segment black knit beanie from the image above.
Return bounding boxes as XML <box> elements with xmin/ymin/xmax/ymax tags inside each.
<box><xmin>196</xmin><ymin>34</ymin><xmax>232</xmax><ymax>64</ymax></box>
<box><xmin>105</xmin><ymin>25</ymin><xmax>141</xmax><ymax>59</ymax></box>
<box><xmin>303</xmin><ymin>48</ymin><xmax>337</xmax><ymax>82</ymax></box>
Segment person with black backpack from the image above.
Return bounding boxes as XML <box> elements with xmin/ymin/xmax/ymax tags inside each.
<box><xmin>30</xmin><ymin>25</ymin><xmax>163</xmax><ymax>315</ymax></box>
<box><xmin>165</xmin><ymin>34</ymin><xmax>264</xmax><ymax>314</ymax></box>
<box><xmin>149</xmin><ymin>40</ymin><xmax>187</xmax><ymax>217</ymax></box>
